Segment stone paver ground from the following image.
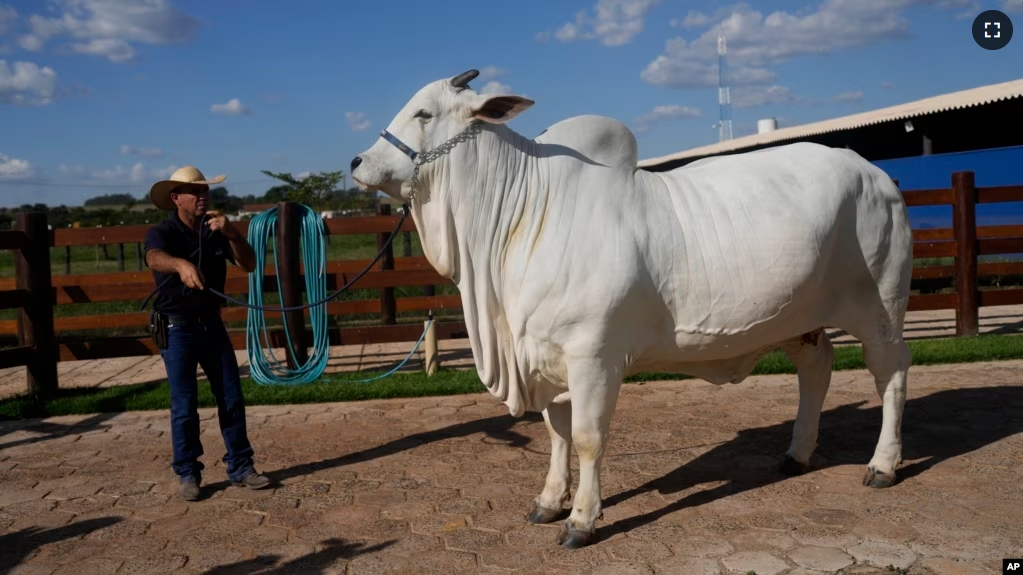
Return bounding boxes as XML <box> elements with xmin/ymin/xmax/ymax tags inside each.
<box><xmin>3</xmin><ymin>359</ymin><xmax>1022</xmax><ymax>574</ymax></box>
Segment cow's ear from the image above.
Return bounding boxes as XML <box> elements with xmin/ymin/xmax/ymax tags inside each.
<box><xmin>470</xmin><ymin>95</ymin><xmax>535</xmax><ymax>124</ymax></box>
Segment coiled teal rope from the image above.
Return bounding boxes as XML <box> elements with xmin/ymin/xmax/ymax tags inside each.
<box><xmin>246</xmin><ymin>205</ymin><xmax>331</xmax><ymax>385</ymax></box>
<box><xmin>243</xmin><ymin>204</ymin><xmax>433</xmax><ymax>386</ymax></box>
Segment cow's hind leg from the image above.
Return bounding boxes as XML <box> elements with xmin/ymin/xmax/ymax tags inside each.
<box><xmin>557</xmin><ymin>358</ymin><xmax>621</xmax><ymax>549</ymax></box>
<box><xmin>779</xmin><ymin>328</ymin><xmax>834</xmax><ymax>476</ymax></box>
<box><xmin>862</xmin><ymin>339</ymin><xmax>911</xmax><ymax>488</ymax></box>
<box><xmin>529</xmin><ymin>401</ymin><xmax>572</xmax><ymax>524</ymax></box>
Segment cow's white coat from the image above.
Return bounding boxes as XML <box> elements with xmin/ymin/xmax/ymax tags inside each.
<box><xmin>352</xmin><ymin>72</ymin><xmax>913</xmax><ymax>547</ymax></box>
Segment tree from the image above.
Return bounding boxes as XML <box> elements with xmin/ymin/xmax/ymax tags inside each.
<box><xmin>260</xmin><ymin>170</ymin><xmax>345</xmax><ymax>205</ymax></box>
<box><xmin>84</xmin><ymin>193</ymin><xmax>135</xmax><ymax>206</ymax></box>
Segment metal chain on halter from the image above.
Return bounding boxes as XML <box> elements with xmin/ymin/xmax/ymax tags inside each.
<box><xmin>408</xmin><ymin>121</ymin><xmax>483</xmax><ymax>202</ymax></box>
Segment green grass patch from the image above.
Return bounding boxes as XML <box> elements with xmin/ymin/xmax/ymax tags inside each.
<box><xmin>1</xmin><ymin>333</ymin><xmax>1021</xmax><ymax>420</ymax></box>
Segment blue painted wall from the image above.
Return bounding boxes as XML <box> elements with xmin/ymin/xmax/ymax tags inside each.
<box><xmin>871</xmin><ymin>144</ymin><xmax>1023</xmax><ymax>229</ymax></box>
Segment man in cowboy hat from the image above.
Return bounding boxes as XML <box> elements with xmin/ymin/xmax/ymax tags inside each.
<box><xmin>143</xmin><ymin>166</ymin><xmax>270</xmax><ymax>501</ymax></box>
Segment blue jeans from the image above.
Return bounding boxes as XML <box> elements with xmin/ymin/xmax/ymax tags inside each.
<box><xmin>160</xmin><ymin>315</ymin><xmax>255</xmax><ymax>484</ymax></box>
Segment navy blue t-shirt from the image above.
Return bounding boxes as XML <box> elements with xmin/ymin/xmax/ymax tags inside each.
<box><xmin>144</xmin><ymin>211</ymin><xmax>236</xmax><ymax>316</ymax></box>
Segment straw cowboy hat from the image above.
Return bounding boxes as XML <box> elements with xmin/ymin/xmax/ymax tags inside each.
<box><xmin>148</xmin><ymin>166</ymin><xmax>227</xmax><ymax>210</ymax></box>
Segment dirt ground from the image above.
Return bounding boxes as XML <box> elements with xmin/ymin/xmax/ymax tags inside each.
<box><xmin>2</xmin><ymin>358</ymin><xmax>1022</xmax><ymax>574</ymax></box>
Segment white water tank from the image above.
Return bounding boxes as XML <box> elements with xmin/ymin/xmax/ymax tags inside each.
<box><xmin>757</xmin><ymin>117</ymin><xmax>777</xmax><ymax>134</ymax></box>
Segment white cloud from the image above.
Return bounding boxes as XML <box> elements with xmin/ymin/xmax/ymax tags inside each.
<box><xmin>19</xmin><ymin>0</ymin><xmax>200</xmax><ymax>63</ymax></box>
<box><xmin>479</xmin><ymin>81</ymin><xmax>511</xmax><ymax>95</ymax></box>
<box><xmin>539</xmin><ymin>0</ymin><xmax>661</xmax><ymax>46</ymax></box>
<box><xmin>670</xmin><ymin>10</ymin><xmax>712</xmax><ymax>29</ymax></box>
<box><xmin>0</xmin><ymin>153</ymin><xmax>35</xmax><ymax>179</ymax></box>
<box><xmin>642</xmin><ymin>0</ymin><xmax>979</xmax><ymax>90</ymax></box>
<box><xmin>88</xmin><ymin>162</ymin><xmax>177</xmax><ymax>183</ymax></box>
<box><xmin>0</xmin><ymin>5</ymin><xmax>15</xmax><ymax>34</ymax></box>
<box><xmin>632</xmin><ymin>104</ymin><xmax>701</xmax><ymax>133</ymax></box>
<box><xmin>0</xmin><ymin>59</ymin><xmax>57</xmax><ymax>105</ymax></box>
<box><xmin>69</xmin><ymin>38</ymin><xmax>134</xmax><ymax>62</ymax></box>
<box><xmin>345</xmin><ymin>111</ymin><xmax>371</xmax><ymax>132</ymax></box>
<box><xmin>121</xmin><ymin>144</ymin><xmax>163</xmax><ymax>158</ymax></box>
<box><xmin>477</xmin><ymin>66</ymin><xmax>506</xmax><ymax>81</ymax></box>
<box><xmin>211</xmin><ymin>98</ymin><xmax>251</xmax><ymax>116</ymax></box>
<box><xmin>881</xmin><ymin>81</ymin><xmax>896</xmax><ymax>89</ymax></box>
<box><xmin>18</xmin><ymin>34</ymin><xmax>44</xmax><ymax>52</ymax></box>
<box><xmin>832</xmin><ymin>90</ymin><xmax>864</xmax><ymax>104</ymax></box>
<box><xmin>59</xmin><ymin>163</ymin><xmax>85</xmax><ymax>175</ymax></box>
<box><xmin>732</xmin><ymin>85</ymin><xmax>801</xmax><ymax>108</ymax></box>
<box><xmin>1002</xmin><ymin>0</ymin><xmax>1022</xmax><ymax>11</ymax></box>
<box><xmin>730</xmin><ymin>85</ymin><xmax>866</xmax><ymax>109</ymax></box>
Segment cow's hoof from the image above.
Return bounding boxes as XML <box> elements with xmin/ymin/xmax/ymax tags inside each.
<box><xmin>557</xmin><ymin>523</ymin><xmax>595</xmax><ymax>549</ymax></box>
<box><xmin>780</xmin><ymin>455</ymin><xmax>811</xmax><ymax>476</ymax></box>
<box><xmin>862</xmin><ymin>466</ymin><xmax>897</xmax><ymax>488</ymax></box>
<box><xmin>527</xmin><ymin>501</ymin><xmax>565</xmax><ymax>524</ymax></box>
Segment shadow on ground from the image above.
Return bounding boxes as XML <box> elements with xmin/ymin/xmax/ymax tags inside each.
<box><xmin>201</xmin><ymin>537</ymin><xmax>395</xmax><ymax>575</ymax></box>
<box><xmin>0</xmin><ymin>517</ymin><xmax>123</xmax><ymax>575</ymax></box>
<box><xmin>0</xmin><ymin>412</ymin><xmax>119</xmax><ymax>451</ymax></box>
<box><xmin>597</xmin><ymin>385</ymin><xmax>1023</xmax><ymax>540</ymax></box>
<box><xmin>193</xmin><ymin>411</ymin><xmax>545</xmax><ymax>495</ymax></box>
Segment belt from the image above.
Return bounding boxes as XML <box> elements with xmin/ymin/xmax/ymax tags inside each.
<box><xmin>162</xmin><ymin>312</ymin><xmax>215</xmax><ymax>326</ymax></box>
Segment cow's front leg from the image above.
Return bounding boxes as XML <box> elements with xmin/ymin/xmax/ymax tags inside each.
<box><xmin>529</xmin><ymin>401</ymin><xmax>572</xmax><ymax>524</ymax></box>
<box><xmin>557</xmin><ymin>360</ymin><xmax>621</xmax><ymax>549</ymax></box>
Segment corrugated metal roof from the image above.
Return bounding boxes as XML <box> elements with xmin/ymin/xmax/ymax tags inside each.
<box><xmin>638</xmin><ymin>78</ymin><xmax>1023</xmax><ymax>169</ymax></box>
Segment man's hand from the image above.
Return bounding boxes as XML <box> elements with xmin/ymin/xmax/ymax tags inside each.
<box><xmin>205</xmin><ymin>210</ymin><xmax>241</xmax><ymax>240</ymax></box>
<box><xmin>176</xmin><ymin>260</ymin><xmax>205</xmax><ymax>290</ymax></box>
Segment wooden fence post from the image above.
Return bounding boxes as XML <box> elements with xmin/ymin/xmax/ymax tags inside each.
<box><xmin>951</xmin><ymin>171</ymin><xmax>978</xmax><ymax>336</ymax></box>
<box><xmin>15</xmin><ymin>212</ymin><xmax>58</xmax><ymax>398</ymax></box>
<box><xmin>377</xmin><ymin>203</ymin><xmax>396</xmax><ymax>325</ymax></box>
<box><xmin>423</xmin><ymin>316</ymin><xmax>438</xmax><ymax>376</ymax></box>
<box><xmin>276</xmin><ymin>202</ymin><xmax>309</xmax><ymax>368</ymax></box>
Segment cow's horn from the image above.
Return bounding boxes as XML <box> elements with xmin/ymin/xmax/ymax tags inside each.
<box><xmin>451</xmin><ymin>69</ymin><xmax>479</xmax><ymax>89</ymax></box>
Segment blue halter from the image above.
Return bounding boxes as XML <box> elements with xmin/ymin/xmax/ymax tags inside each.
<box><xmin>379</xmin><ymin>130</ymin><xmax>419</xmax><ymax>162</ymax></box>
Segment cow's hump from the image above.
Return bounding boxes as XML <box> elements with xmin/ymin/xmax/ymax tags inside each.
<box><xmin>534</xmin><ymin>115</ymin><xmax>638</xmax><ymax>170</ymax></box>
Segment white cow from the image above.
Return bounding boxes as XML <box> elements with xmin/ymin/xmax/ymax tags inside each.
<box><xmin>351</xmin><ymin>70</ymin><xmax>913</xmax><ymax>548</ymax></box>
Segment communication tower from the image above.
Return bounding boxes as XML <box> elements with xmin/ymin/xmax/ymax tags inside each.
<box><xmin>717</xmin><ymin>30</ymin><xmax>733</xmax><ymax>142</ymax></box>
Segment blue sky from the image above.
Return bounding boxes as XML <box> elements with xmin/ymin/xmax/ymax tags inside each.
<box><xmin>0</xmin><ymin>0</ymin><xmax>1021</xmax><ymax>208</ymax></box>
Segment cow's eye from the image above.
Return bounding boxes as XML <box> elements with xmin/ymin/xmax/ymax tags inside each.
<box><xmin>414</xmin><ymin>110</ymin><xmax>433</xmax><ymax>121</ymax></box>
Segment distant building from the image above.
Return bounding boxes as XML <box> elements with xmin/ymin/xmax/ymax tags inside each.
<box><xmin>638</xmin><ymin>78</ymin><xmax>1023</xmax><ymax>229</ymax></box>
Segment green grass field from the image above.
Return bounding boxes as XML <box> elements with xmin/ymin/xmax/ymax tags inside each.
<box><xmin>2</xmin><ymin>333</ymin><xmax>1021</xmax><ymax>419</ymax></box>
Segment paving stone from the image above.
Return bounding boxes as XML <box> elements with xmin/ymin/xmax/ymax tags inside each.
<box><xmin>51</xmin><ymin>557</ymin><xmax>123</xmax><ymax>575</ymax></box>
<box><xmin>4</xmin><ymin>359</ymin><xmax>1023</xmax><ymax>573</ymax></box>
<box><xmin>915</xmin><ymin>557</ymin><xmax>996</xmax><ymax>574</ymax></box>
<box><xmin>589</xmin><ymin>562</ymin><xmax>655</xmax><ymax>575</ymax></box>
<box><xmin>5</xmin><ymin>564</ymin><xmax>58</xmax><ymax>575</ymax></box>
<box><xmin>720</xmin><ymin>550</ymin><xmax>789</xmax><ymax>575</ymax></box>
<box><xmin>786</xmin><ymin>545</ymin><xmax>854</xmax><ymax>571</ymax></box>
<box><xmin>115</xmin><ymin>552</ymin><xmax>187</xmax><ymax>575</ymax></box>
<box><xmin>0</xmin><ymin>489</ymin><xmax>47</xmax><ymax>505</ymax></box>
<box><xmin>604</xmin><ymin>538</ymin><xmax>674</xmax><ymax>563</ymax></box>
<box><xmin>668</xmin><ymin>536</ymin><xmax>734</xmax><ymax>558</ymax></box>
<box><xmin>652</xmin><ymin>556</ymin><xmax>721</xmax><ymax>575</ymax></box>
<box><xmin>846</xmin><ymin>539</ymin><xmax>918</xmax><ymax>570</ymax></box>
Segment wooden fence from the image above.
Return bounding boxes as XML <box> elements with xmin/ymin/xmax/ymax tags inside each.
<box><xmin>1</xmin><ymin>170</ymin><xmax>1022</xmax><ymax>398</ymax></box>
<box><xmin>900</xmin><ymin>171</ymin><xmax>1023</xmax><ymax>332</ymax></box>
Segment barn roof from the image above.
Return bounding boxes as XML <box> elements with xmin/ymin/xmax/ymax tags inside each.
<box><xmin>638</xmin><ymin>78</ymin><xmax>1023</xmax><ymax>169</ymax></box>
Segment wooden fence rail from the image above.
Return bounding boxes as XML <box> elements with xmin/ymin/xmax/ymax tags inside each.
<box><xmin>1</xmin><ymin>172</ymin><xmax>1022</xmax><ymax>397</ymax></box>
